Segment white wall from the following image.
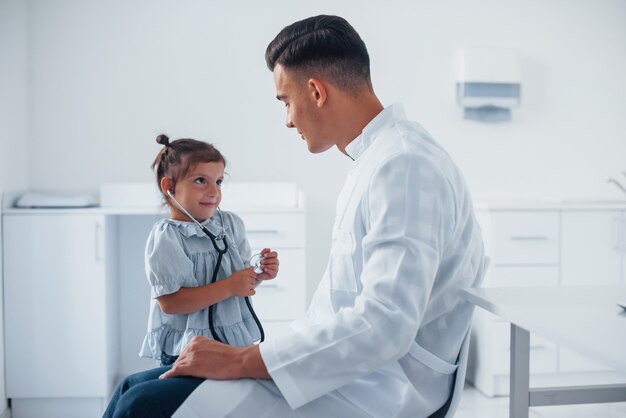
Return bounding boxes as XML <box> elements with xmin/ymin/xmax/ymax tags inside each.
<box><xmin>15</xmin><ymin>0</ymin><xmax>626</xmax><ymax>312</ymax></box>
<box><xmin>0</xmin><ymin>0</ymin><xmax>30</xmax><ymax>413</ymax></box>
<box><xmin>0</xmin><ymin>0</ymin><xmax>29</xmax><ymax>188</ymax></box>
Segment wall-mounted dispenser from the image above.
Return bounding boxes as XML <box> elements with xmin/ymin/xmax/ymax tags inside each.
<box><xmin>456</xmin><ymin>48</ymin><xmax>521</xmax><ymax>122</ymax></box>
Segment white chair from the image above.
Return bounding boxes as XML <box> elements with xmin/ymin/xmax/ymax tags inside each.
<box><xmin>431</xmin><ymin>258</ymin><xmax>489</xmax><ymax>417</ymax></box>
<box><xmin>428</xmin><ymin>329</ymin><xmax>472</xmax><ymax>418</ymax></box>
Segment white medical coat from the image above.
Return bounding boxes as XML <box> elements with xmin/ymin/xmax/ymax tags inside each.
<box><xmin>177</xmin><ymin>104</ymin><xmax>487</xmax><ymax>418</ymax></box>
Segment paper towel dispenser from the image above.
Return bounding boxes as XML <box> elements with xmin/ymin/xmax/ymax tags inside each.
<box><xmin>456</xmin><ymin>48</ymin><xmax>521</xmax><ymax>122</ymax></box>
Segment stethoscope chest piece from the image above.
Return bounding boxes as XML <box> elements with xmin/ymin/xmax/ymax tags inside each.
<box><xmin>249</xmin><ymin>253</ymin><xmax>264</xmax><ymax>274</ymax></box>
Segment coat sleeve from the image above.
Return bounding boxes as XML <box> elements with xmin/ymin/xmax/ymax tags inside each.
<box><xmin>260</xmin><ymin>152</ymin><xmax>454</xmax><ymax>409</ymax></box>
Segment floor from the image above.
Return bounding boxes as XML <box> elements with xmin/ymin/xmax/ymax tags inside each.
<box><xmin>456</xmin><ymin>384</ymin><xmax>626</xmax><ymax>418</ymax></box>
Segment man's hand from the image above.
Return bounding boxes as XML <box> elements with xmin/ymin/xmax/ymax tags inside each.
<box><xmin>159</xmin><ymin>336</ymin><xmax>270</xmax><ymax>380</ymax></box>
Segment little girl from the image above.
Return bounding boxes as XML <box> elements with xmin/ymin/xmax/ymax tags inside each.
<box><xmin>103</xmin><ymin>134</ymin><xmax>279</xmax><ymax>418</ymax></box>
<box><xmin>139</xmin><ymin>134</ymin><xmax>279</xmax><ymax>366</ymax></box>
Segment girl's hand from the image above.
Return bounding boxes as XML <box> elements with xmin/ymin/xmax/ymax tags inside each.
<box><xmin>255</xmin><ymin>248</ymin><xmax>279</xmax><ymax>280</ymax></box>
<box><xmin>226</xmin><ymin>267</ymin><xmax>258</xmax><ymax>297</ymax></box>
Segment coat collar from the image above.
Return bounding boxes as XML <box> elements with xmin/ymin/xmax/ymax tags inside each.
<box><xmin>344</xmin><ymin>103</ymin><xmax>407</xmax><ymax>161</ymax></box>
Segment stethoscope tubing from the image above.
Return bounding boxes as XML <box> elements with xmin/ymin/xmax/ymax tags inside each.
<box><xmin>166</xmin><ymin>190</ymin><xmax>264</xmax><ymax>344</ymax></box>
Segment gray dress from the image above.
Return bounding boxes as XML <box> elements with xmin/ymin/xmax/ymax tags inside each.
<box><xmin>139</xmin><ymin>211</ymin><xmax>261</xmax><ymax>361</ymax></box>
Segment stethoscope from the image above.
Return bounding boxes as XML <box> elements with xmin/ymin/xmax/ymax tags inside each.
<box><xmin>167</xmin><ymin>189</ymin><xmax>265</xmax><ymax>344</ymax></box>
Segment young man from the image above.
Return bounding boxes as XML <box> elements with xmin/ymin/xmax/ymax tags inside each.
<box><xmin>106</xmin><ymin>15</ymin><xmax>487</xmax><ymax>418</ymax></box>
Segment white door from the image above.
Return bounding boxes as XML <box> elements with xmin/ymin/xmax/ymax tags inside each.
<box><xmin>3</xmin><ymin>214</ymin><xmax>108</xmax><ymax>398</ymax></box>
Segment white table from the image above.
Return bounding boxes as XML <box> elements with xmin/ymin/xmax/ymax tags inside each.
<box><xmin>461</xmin><ymin>285</ymin><xmax>626</xmax><ymax>418</ymax></box>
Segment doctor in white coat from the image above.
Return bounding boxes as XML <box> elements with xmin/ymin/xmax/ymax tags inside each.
<box><xmin>158</xmin><ymin>14</ymin><xmax>488</xmax><ymax>418</ymax></box>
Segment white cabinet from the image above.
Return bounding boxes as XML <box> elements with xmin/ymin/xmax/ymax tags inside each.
<box><xmin>238</xmin><ymin>211</ymin><xmax>306</xmax><ymax>339</ymax></box>
<box><xmin>488</xmin><ymin>211</ymin><xmax>560</xmax><ymax>265</ymax></box>
<box><xmin>3</xmin><ymin>213</ymin><xmax>118</xmax><ymax>417</ymax></box>
<box><xmin>470</xmin><ymin>206</ymin><xmax>626</xmax><ymax>397</ymax></box>
<box><xmin>561</xmin><ymin>211</ymin><xmax>623</xmax><ymax>286</ymax></box>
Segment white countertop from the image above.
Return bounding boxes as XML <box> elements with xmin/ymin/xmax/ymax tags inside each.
<box><xmin>474</xmin><ymin>198</ymin><xmax>626</xmax><ymax>210</ymax></box>
<box><xmin>4</xmin><ymin>189</ymin><xmax>626</xmax><ymax>214</ymax></box>
<box><xmin>1</xmin><ymin>206</ymin><xmax>305</xmax><ymax>215</ymax></box>
<box><xmin>1</xmin><ymin>183</ymin><xmax>306</xmax><ymax>215</ymax></box>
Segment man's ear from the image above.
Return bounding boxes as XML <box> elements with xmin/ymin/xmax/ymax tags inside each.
<box><xmin>160</xmin><ymin>177</ymin><xmax>174</xmax><ymax>196</ymax></box>
<box><xmin>308</xmin><ymin>78</ymin><xmax>327</xmax><ymax>108</ymax></box>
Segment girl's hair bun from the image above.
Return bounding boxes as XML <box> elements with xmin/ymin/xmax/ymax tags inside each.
<box><xmin>156</xmin><ymin>134</ymin><xmax>170</xmax><ymax>146</ymax></box>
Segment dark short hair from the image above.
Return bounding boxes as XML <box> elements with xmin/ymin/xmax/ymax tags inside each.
<box><xmin>265</xmin><ymin>15</ymin><xmax>372</xmax><ymax>93</ymax></box>
<box><xmin>151</xmin><ymin>134</ymin><xmax>226</xmax><ymax>196</ymax></box>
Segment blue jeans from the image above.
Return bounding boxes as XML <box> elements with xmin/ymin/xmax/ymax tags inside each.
<box><xmin>102</xmin><ymin>366</ymin><xmax>204</xmax><ymax>418</ymax></box>
<box><xmin>160</xmin><ymin>351</ymin><xmax>179</xmax><ymax>367</ymax></box>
